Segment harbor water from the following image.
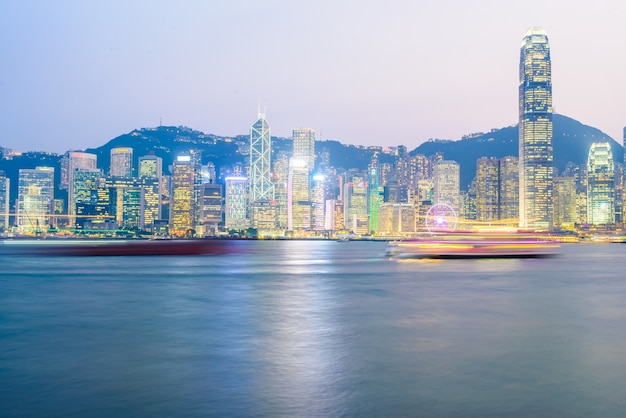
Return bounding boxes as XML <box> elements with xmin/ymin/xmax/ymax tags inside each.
<box><xmin>2</xmin><ymin>241</ymin><xmax>626</xmax><ymax>417</ymax></box>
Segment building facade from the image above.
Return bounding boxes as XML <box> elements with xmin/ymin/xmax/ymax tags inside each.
<box><xmin>519</xmin><ymin>27</ymin><xmax>553</xmax><ymax>229</ymax></box>
<box><xmin>587</xmin><ymin>142</ymin><xmax>614</xmax><ymax>225</ymax></box>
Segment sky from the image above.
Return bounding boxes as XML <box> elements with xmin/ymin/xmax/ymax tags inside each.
<box><xmin>1</xmin><ymin>0</ymin><xmax>625</xmax><ymax>154</ymax></box>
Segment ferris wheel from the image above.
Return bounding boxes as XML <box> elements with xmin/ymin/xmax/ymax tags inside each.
<box><xmin>425</xmin><ymin>203</ymin><xmax>458</xmax><ymax>232</ymax></box>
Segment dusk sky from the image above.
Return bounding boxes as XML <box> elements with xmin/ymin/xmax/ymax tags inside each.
<box><xmin>1</xmin><ymin>0</ymin><xmax>625</xmax><ymax>154</ymax></box>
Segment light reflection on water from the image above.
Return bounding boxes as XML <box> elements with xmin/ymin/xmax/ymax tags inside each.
<box><xmin>2</xmin><ymin>241</ymin><xmax>626</xmax><ymax>417</ymax></box>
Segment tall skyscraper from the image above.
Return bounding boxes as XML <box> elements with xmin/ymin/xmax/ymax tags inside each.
<box><xmin>225</xmin><ymin>176</ymin><xmax>248</xmax><ymax>230</ymax></box>
<box><xmin>110</xmin><ymin>147</ymin><xmax>133</xmax><ymax>178</ymax></box>
<box><xmin>433</xmin><ymin>160</ymin><xmax>460</xmax><ymax>215</ymax></box>
<box><xmin>587</xmin><ymin>142</ymin><xmax>614</xmax><ymax>225</ymax></box>
<box><xmin>17</xmin><ymin>167</ymin><xmax>54</xmax><ymax>233</ymax></box>
<box><xmin>0</xmin><ymin>172</ymin><xmax>9</xmax><ymax>231</ymax></box>
<box><xmin>553</xmin><ymin>177</ymin><xmax>577</xmax><ymax>229</ymax></box>
<box><xmin>288</xmin><ymin>157</ymin><xmax>311</xmax><ymax>230</ymax></box>
<box><xmin>170</xmin><ymin>155</ymin><xmax>195</xmax><ymax>237</ymax></box>
<box><xmin>138</xmin><ymin>155</ymin><xmax>162</xmax><ymax>179</ymax></box>
<box><xmin>475</xmin><ymin>157</ymin><xmax>499</xmax><ymax>223</ymax></box>
<box><xmin>249</xmin><ymin>113</ymin><xmax>274</xmax><ymax>202</ymax></box>
<box><xmin>293</xmin><ymin>128</ymin><xmax>316</xmax><ymax>171</ymax></box>
<box><xmin>519</xmin><ymin>27</ymin><xmax>553</xmax><ymax>229</ymax></box>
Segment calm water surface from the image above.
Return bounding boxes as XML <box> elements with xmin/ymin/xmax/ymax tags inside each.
<box><xmin>1</xmin><ymin>241</ymin><xmax>626</xmax><ymax>417</ymax></box>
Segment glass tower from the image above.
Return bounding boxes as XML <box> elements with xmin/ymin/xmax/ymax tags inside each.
<box><xmin>17</xmin><ymin>167</ymin><xmax>55</xmax><ymax>233</ymax></box>
<box><xmin>249</xmin><ymin>113</ymin><xmax>274</xmax><ymax>202</ymax></box>
<box><xmin>110</xmin><ymin>147</ymin><xmax>133</xmax><ymax>178</ymax></box>
<box><xmin>587</xmin><ymin>142</ymin><xmax>614</xmax><ymax>225</ymax></box>
<box><xmin>519</xmin><ymin>27</ymin><xmax>553</xmax><ymax>229</ymax></box>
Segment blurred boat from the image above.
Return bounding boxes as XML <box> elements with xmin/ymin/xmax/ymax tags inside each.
<box><xmin>0</xmin><ymin>238</ymin><xmax>240</xmax><ymax>256</ymax></box>
<box><xmin>386</xmin><ymin>234</ymin><xmax>560</xmax><ymax>259</ymax></box>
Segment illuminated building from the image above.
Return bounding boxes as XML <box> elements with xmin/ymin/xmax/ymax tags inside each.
<box><xmin>288</xmin><ymin>157</ymin><xmax>311</xmax><ymax>230</ymax></box>
<box><xmin>199</xmin><ymin>183</ymin><xmax>222</xmax><ymax>235</ymax></box>
<box><xmin>324</xmin><ymin>200</ymin><xmax>344</xmax><ymax>232</ymax></box>
<box><xmin>249</xmin><ymin>113</ymin><xmax>274</xmax><ymax>202</ymax></box>
<box><xmin>433</xmin><ymin>160</ymin><xmax>460</xmax><ymax>215</ymax></box>
<box><xmin>138</xmin><ymin>155</ymin><xmax>162</xmax><ymax>179</ymax></box>
<box><xmin>587</xmin><ymin>142</ymin><xmax>614</xmax><ymax>225</ymax></box>
<box><xmin>17</xmin><ymin>167</ymin><xmax>54</xmax><ymax>233</ymax></box>
<box><xmin>272</xmin><ymin>151</ymin><xmax>290</xmax><ymax>230</ymax></box>
<box><xmin>293</xmin><ymin>128</ymin><xmax>316</xmax><ymax>172</ymax></box>
<box><xmin>110</xmin><ymin>147</ymin><xmax>133</xmax><ymax>178</ymax></box>
<box><xmin>499</xmin><ymin>156</ymin><xmax>519</xmax><ymax>221</ymax></box>
<box><xmin>138</xmin><ymin>155</ymin><xmax>163</xmax><ymax>231</ymax></box>
<box><xmin>0</xmin><ymin>172</ymin><xmax>9</xmax><ymax>231</ymax></box>
<box><xmin>553</xmin><ymin>177</ymin><xmax>577</xmax><ymax>229</ymax></box>
<box><xmin>225</xmin><ymin>176</ymin><xmax>248</xmax><ymax>230</ymax></box>
<box><xmin>170</xmin><ymin>155</ymin><xmax>195</xmax><ymax>237</ymax></box>
<box><xmin>368</xmin><ymin>154</ymin><xmax>383</xmax><ymax>232</ymax></box>
<box><xmin>378</xmin><ymin>203</ymin><xmax>416</xmax><ymax>234</ymax></box>
<box><xmin>519</xmin><ymin>27</ymin><xmax>553</xmax><ymax>229</ymax></box>
<box><xmin>72</xmin><ymin>168</ymin><xmax>102</xmax><ymax>230</ymax></box>
<box><xmin>66</xmin><ymin>151</ymin><xmax>97</xmax><ymax>225</ymax></box>
<box><xmin>475</xmin><ymin>157</ymin><xmax>499</xmax><ymax>222</ymax></box>
<box><xmin>344</xmin><ymin>175</ymin><xmax>368</xmax><ymax>233</ymax></box>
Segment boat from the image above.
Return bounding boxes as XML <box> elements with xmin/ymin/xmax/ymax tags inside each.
<box><xmin>0</xmin><ymin>238</ymin><xmax>241</xmax><ymax>256</ymax></box>
<box><xmin>386</xmin><ymin>234</ymin><xmax>560</xmax><ymax>259</ymax></box>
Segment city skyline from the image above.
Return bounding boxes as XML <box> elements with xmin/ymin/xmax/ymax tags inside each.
<box><xmin>1</xmin><ymin>1</ymin><xmax>626</xmax><ymax>154</ymax></box>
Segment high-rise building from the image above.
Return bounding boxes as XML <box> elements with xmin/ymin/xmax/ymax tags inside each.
<box><xmin>17</xmin><ymin>167</ymin><xmax>54</xmax><ymax>233</ymax></box>
<box><xmin>519</xmin><ymin>27</ymin><xmax>553</xmax><ymax>229</ymax></box>
<box><xmin>225</xmin><ymin>176</ymin><xmax>248</xmax><ymax>230</ymax></box>
<box><xmin>66</xmin><ymin>152</ymin><xmax>97</xmax><ymax>224</ymax></box>
<box><xmin>553</xmin><ymin>177</ymin><xmax>577</xmax><ymax>229</ymax></box>
<box><xmin>72</xmin><ymin>168</ymin><xmax>102</xmax><ymax>229</ymax></box>
<box><xmin>138</xmin><ymin>155</ymin><xmax>163</xmax><ymax>179</ymax></box>
<box><xmin>499</xmin><ymin>156</ymin><xmax>519</xmax><ymax>221</ymax></box>
<box><xmin>587</xmin><ymin>142</ymin><xmax>614</xmax><ymax>225</ymax></box>
<box><xmin>476</xmin><ymin>157</ymin><xmax>500</xmax><ymax>223</ymax></box>
<box><xmin>288</xmin><ymin>157</ymin><xmax>311</xmax><ymax>230</ymax></box>
<box><xmin>197</xmin><ymin>183</ymin><xmax>222</xmax><ymax>236</ymax></box>
<box><xmin>272</xmin><ymin>151</ymin><xmax>290</xmax><ymax>230</ymax></box>
<box><xmin>249</xmin><ymin>113</ymin><xmax>274</xmax><ymax>202</ymax></box>
<box><xmin>344</xmin><ymin>175</ymin><xmax>369</xmax><ymax>232</ymax></box>
<box><xmin>110</xmin><ymin>147</ymin><xmax>133</xmax><ymax>178</ymax></box>
<box><xmin>293</xmin><ymin>128</ymin><xmax>316</xmax><ymax>171</ymax></box>
<box><xmin>170</xmin><ymin>155</ymin><xmax>195</xmax><ymax>237</ymax></box>
<box><xmin>0</xmin><ymin>172</ymin><xmax>9</xmax><ymax>231</ymax></box>
<box><xmin>433</xmin><ymin>160</ymin><xmax>460</xmax><ymax>215</ymax></box>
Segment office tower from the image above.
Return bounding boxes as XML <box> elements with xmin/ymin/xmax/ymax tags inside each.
<box><xmin>368</xmin><ymin>154</ymin><xmax>383</xmax><ymax>232</ymax></box>
<box><xmin>0</xmin><ymin>172</ymin><xmax>9</xmax><ymax>231</ymax></box>
<box><xmin>288</xmin><ymin>157</ymin><xmax>311</xmax><ymax>230</ymax></box>
<box><xmin>138</xmin><ymin>155</ymin><xmax>163</xmax><ymax>179</ymax></box>
<box><xmin>553</xmin><ymin>177</ymin><xmax>577</xmax><ymax>229</ymax></box>
<box><xmin>433</xmin><ymin>160</ymin><xmax>460</xmax><ymax>215</ymax></box>
<box><xmin>587</xmin><ymin>142</ymin><xmax>614</xmax><ymax>225</ymax></box>
<box><xmin>249</xmin><ymin>113</ymin><xmax>274</xmax><ymax>202</ymax></box>
<box><xmin>198</xmin><ymin>183</ymin><xmax>222</xmax><ymax>236</ymax></box>
<box><xmin>103</xmin><ymin>177</ymin><xmax>143</xmax><ymax>230</ymax></box>
<box><xmin>519</xmin><ymin>27</ymin><xmax>553</xmax><ymax>229</ymax></box>
<box><xmin>110</xmin><ymin>147</ymin><xmax>133</xmax><ymax>178</ymax></box>
<box><xmin>499</xmin><ymin>156</ymin><xmax>519</xmax><ymax>221</ymax></box>
<box><xmin>72</xmin><ymin>168</ymin><xmax>102</xmax><ymax>229</ymax></box>
<box><xmin>200</xmin><ymin>163</ymin><xmax>216</xmax><ymax>185</ymax></box>
<box><xmin>138</xmin><ymin>155</ymin><xmax>163</xmax><ymax>231</ymax></box>
<box><xmin>65</xmin><ymin>151</ymin><xmax>98</xmax><ymax>227</ymax></box>
<box><xmin>170</xmin><ymin>155</ymin><xmax>195</xmax><ymax>237</ymax></box>
<box><xmin>272</xmin><ymin>151</ymin><xmax>290</xmax><ymax>230</ymax></box>
<box><xmin>311</xmin><ymin>174</ymin><xmax>329</xmax><ymax>231</ymax></box>
<box><xmin>344</xmin><ymin>175</ymin><xmax>369</xmax><ymax>233</ymax></box>
<box><xmin>225</xmin><ymin>176</ymin><xmax>248</xmax><ymax>230</ymax></box>
<box><xmin>475</xmin><ymin>157</ymin><xmax>499</xmax><ymax>222</ymax></box>
<box><xmin>17</xmin><ymin>167</ymin><xmax>54</xmax><ymax>233</ymax></box>
<box><xmin>293</xmin><ymin>128</ymin><xmax>316</xmax><ymax>171</ymax></box>
<box><xmin>378</xmin><ymin>203</ymin><xmax>416</xmax><ymax>235</ymax></box>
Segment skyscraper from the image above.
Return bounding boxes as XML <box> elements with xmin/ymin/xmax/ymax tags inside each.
<box><xmin>519</xmin><ymin>27</ymin><xmax>553</xmax><ymax>229</ymax></box>
<box><xmin>110</xmin><ymin>147</ymin><xmax>133</xmax><ymax>178</ymax></box>
<box><xmin>17</xmin><ymin>167</ymin><xmax>54</xmax><ymax>233</ymax></box>
<box><xmin>170</xmin><ymin>155</ymin><xmax>195</xmax><ymax>237</ymax></box>
<box><xmin>225</xmin><ymin>176</ymin><xmax>248</xmax><ymax>230</ymax></box>
<box><xmin>0</xmin><ymin>172</ymin><xmax>9</xmax><ymax>231</ymax></box>
<box><xmin>249</xmin><ymin>113</ymin><xmax>274</xmax><ymax>202</ymax></box>
<box><xmin>293</xmin><ymin>128</ymin><xmax>316</xmax><ymax>172</ymax></box>
<box><xmin>587</xmin><ymin>142</ymin><xmax>614</xmax><ymax>225</ymax></box>
<box><xmin>433</xmin><ymin>160</ymin><xmax>460</xmax><ymax>215</ymax></box>
<box><xmin>66</xmin><ymin>152</ymin><xmax>97</xmax><ymax>225</ymax></box>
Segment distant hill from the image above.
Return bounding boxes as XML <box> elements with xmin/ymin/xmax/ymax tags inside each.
<box><xmin>1</xmin><ymin>114</ymin><xmax>621</xmax><ymax>208</ymax></box>
<box><xmin>414</xmin><ymin>114</ymin><xmax>622</xmax><ymax>188</ymax></box>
